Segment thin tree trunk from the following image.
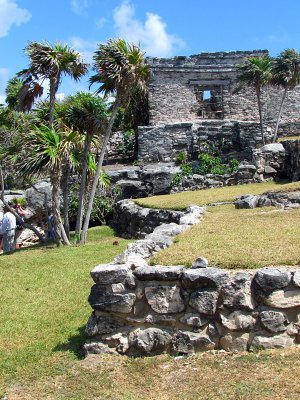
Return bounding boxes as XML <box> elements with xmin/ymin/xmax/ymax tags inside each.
<box><xmin>51</xmin><ymin>163</ymin><xmax>70</xmax><ymax>246</ymax></box>
<box><xmin>272</xmin><ymin>88</ymin><xmax>288</xmax><ymax>143</ymax></box>
<box><xmin>74</xmin><ymin>132</ymin><xmax>93</xmax><ymax>243</ymax></box>
<box><xmin>61</xmin><ymin>162</ymin><xmax>71</xmax><ymax>239</ymax></box>
<box><xmin>256</xmin><ymin>86</ymin><xmax>265</xmax><ymax>145</ymax></box>
<box><xmin>80</xmin><ymin>99</ymin><xmax>120</xmax><ymax>244</ymax></box>
<box><xmin>49</xmin><ymin>75</ymin><xmax>59</xmax><ymax>126</ymax></box>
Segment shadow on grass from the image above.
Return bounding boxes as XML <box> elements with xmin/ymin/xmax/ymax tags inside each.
<box><xmin>53</xmin><ymin>325</ymin><xmax>87</xmax><ymax>360</ymax></box>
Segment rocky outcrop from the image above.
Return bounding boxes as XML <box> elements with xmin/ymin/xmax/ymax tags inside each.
<box><xmin>85</xmin><ymin>265</ymin><xmax>300</xmax><ymax>356</ymax></box>
<box><xmin>235</xmin><ymin>190</ymin><xmax>300</xmax><ymax>209</ymax></box>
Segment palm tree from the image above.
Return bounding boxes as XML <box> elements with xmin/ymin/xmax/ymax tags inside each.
<box><xmin>61</xmin><ymin>92</ymin><xmax>108</xmax><ymax>242</ymax></box>
<box><xmin>5</xmin><ymin>75</ymin><xmax>44</xmax><ymax>112</ymax></box>
<box><xmin>80</xmin><ymin>38</ymin><xmax>149</xmax><ymax>244</ymax></box>
<box><xmin>18</xmin><ymin>41</ymin><xmax>89</xmax><ymax>124</ymax></box>
<box><xmin>271</xmin><ymin>49</ymin><xmax>300</xmax><ymax>142</ymax></box>
<box><xmin>236</xmin><ymin>55</ymin><xmax>272</xmax><ymax>145</ymax></box>
<box><xmin>10</xmin><ymin>124</ymin><xmax>80</xmax><ymax>245</ymax></box>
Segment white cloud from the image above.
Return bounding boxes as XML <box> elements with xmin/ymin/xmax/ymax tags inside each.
<box><xmin>71</xmin><ymin>0</ymin><xmax>89</xmax><ymax>16</ymax></box>
<box><xmin>112</xmin><ymin>1</ymin><xmax>185</xmax><ymax>57</ymax></box>
<box><xmin>69</xmin><ymin>36</ymin><xmax>97</xmax><ymax>64</ymax></box>
<box><xmin>96</xmin><ymin>17</ymin><xmax>106</xmax><ymax>29</ymax></box>
<box><xmin>0</xmin><ymin>0</ymin><xmax>31</xmax><ymax>38</ymax></box>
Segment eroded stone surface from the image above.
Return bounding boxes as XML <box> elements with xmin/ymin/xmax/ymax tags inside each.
<box><xmin>89</xmin><ymin>286</ymin><xmax>136</xmax><ymax>313</ymax></box>
<box><xmin>221</xmin><ymin>272</ymin><xmax>254</xmax><ymax>310</ymax></box>
<box><xmin>189</xmin><ymin>288</ymin><xmax>219</xmax><ymax>315</ymax></box>
<box><xmin>91</xmin><ymin>264</ymin><xmax>130</xmax><ymax>284</ymax></box>
<box><xmin>254</xmin><ymin>268</ymin><xmax>291</xmax><ymax>293</ymax></box>
<box><xmin>260</xmin><ymin>310</ymin><xmax>288</xmax><ymax>333</ymax></box>
<box><xmin>220</xmin><ymin>311</ymin><xmax>256</xmax><ymax>332</ymax></box>
<box><xmin>263</xmin><ymin>289</ymin><xmax>300</xmax><ymax>309</ymax></box>
<box><xmin>180</xmin><ymin>313</ymin><xmax>209</xmax><ymax>328</ymax></box>
<box><xmin>182</xmin><ymin>268</ymin><xmax>229</xmax><ymax>289</ymax></box>
<box><xmin>172</xmin><ymin>331</ymin><xmax>215</xmax><ymax>354</ymax></box>
<box><xmin>128</xmin><ymin>328</ymin><xmax>172</xmax><ymax>356</ymax></box>
<box><xmin>250</xmin><ymin>334</ymin><xmax>294</xmax><ymax>350</ymax></box>
<box><xmin>134</xmin><ymin>265</ymin><xmax>183</xmax><ymax>281</ymax></box>
<box><xmin>293</xmin><ymin>270</ymin><xmax>300</xmax><ymax>287</ymax></box>
<box><xmin>145</xmin><ymin>285</ymin><xmax>185</xmax><ymax>314</ymax></box>
<box><xmin>219</xmin><ymin>332</ymin><xmax>249</xmax><ymax>352</ymax></box>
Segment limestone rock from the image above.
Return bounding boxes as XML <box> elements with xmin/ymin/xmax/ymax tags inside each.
<box><xmin>263</xmin><ymin>289</ymin><xmax>300</xmax><ymax>309</ymax></box>
<box><xmin>189</xmin><ymin>288</ymin><xmax>219</xmax><ymax>315</ymax></box>
<box><xmin>101</xmin><ymin>332</ymin><xmax>129</xmax><ymax>354</ymax></box>
<box><xmin>182</xmin><ymin>268</ymin><xmax>229</xmax><ymax>289</ymax></box>
<box><xmin>134</xmin><ymin>265</ymin><xmax>183</xmax><ymax>281</ymax></box>
<box><xmin>84</xmin><ymin>340</ymin><xmax>118</xmax><ymax>356</ymax></box>
<box><xmin>91</xmin><ymin>264</ymin><xmax>130</xmax><ymax>285</ymax></box>
<box><xmin>221</xmin><ymin>272</ymin><xmax>254</xmax><ymax>310</ymax></box>
<box><xmin>128</xmin><ymin>328</ymin><xmax>172</xmax><ymax>356</ymax></box>
<box><xmin>86</xmin><ymin>314</ymin><xmax>124</xmax><ymax>336</ymax></box>
<box><xmin>114</xmin><ymin>253</ymin><xmax>148</xmax><ymax>268</ymax></box>
<box><xmin>145</xmin><ymin>285</ymin><xmax>185</xmax><ymax>314</ymax></box>
<box><xmin>219</xmin><ymin>332</ymin><xmax>249</xmax><ymax>352</ymax></box>
<box><xmin>254</xmin><ymin>268</ymin><xmax>291</xmax><ymax>293</ymax></box>
<box><xmin>260</xmin><ymin>310</ymin><xmax>288</xmax><ymax>333</ymax></box>
<box><xmin>89</xmin><ymin>285</ymin><xmax>136</xmax><ymax>313</ymax></box>
<box><xmin>293</xmin><ymin>270</ymin><xmax>300</xmax><ymax>287</ymax></box>
<box><xmin>250</xmin><ymin>334</ymin><xmax>294</xmax><ymax>350</ymax></box>
<box><xmin>191</xmin><ymin>256</ymin><xmax>209</xmax><ymax>269</ymax></box>
<box><xmin>180</xmin><ymin>313</ymin><xmax>209</xmax><ymax>329</ymax></box>
<box><xmin>172</xmin><ymin>331</ymin><xmax>215</xmax><ymax>354</ymax></box>
<box><xmin>220</xmin><ymin>311</ymin><xmax>256</xmax><ymax>332</ymax></box>
<box><xmin>261</xmin><ymin>143</ymin><xmax>285</xmax><ymax>153</ymax></box>
<box><xmin>235</xmin><ymin>194</ymin><xmax>259</xmax><ymax>209</ymax></box>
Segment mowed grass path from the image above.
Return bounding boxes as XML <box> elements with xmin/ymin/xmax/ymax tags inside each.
<box><xmin>152</xmin><ymin>205</ymin><xmax>300</xmax><ymax>268</ymax></box>
<box><xmin>0</xmin><ymin>226</ymin><xmax>131</xmax><ymax>394</ymax></box>
<box><xmin>136</xmin><ymin>181</ymin><xmax>300</xmax><ymax>210</ymax></box>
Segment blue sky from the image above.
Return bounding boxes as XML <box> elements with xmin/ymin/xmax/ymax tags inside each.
<box><xmin>1</xmin><ymin>0</ymin><xmax>300</xmax><ymax>103</ymax></box>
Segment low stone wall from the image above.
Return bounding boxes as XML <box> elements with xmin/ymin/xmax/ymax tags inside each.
<box><xmin>85</xmin><ymin>264</ymin><xmax>300</xmax><ymax>356</ymax></box>
<box><xmin>280</xmin><ymin>140</ymin><xmax>300</xmax><ymax>181</ymax></box>
<box><xmin>235</xmin><ymin>191</ymin><xmax>300</xmax><ymax>209</ymax></box>
<box><xmin>86</xmin><ymin>199</ymin><xmax>300</xmax><ymax>356</ymax></box>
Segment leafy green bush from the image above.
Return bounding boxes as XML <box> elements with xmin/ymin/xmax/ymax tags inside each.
<box><xmin>68</xmin><ymin>184</ymin><xmax>121</xmax><ymax>225</ymax></box>
<box><xmin>118</xmin><ymin>129</ymin><xmax>135</xmax><ymax>161</ymax></box>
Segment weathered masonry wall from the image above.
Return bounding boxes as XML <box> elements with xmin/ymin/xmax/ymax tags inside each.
<box><xmin>85</xmin><ymin>264</ymin><xmax>300</xmax><ymax>356</ymax></box>
<box><xmin>138</xmin><ymin>120</ymin><xmax>272</xmax><ymax>163</ymax></box>
<box><xmin>147</xmin><ymin>51</ymin><xmax>300</xmax><ymax>126</ymax></box>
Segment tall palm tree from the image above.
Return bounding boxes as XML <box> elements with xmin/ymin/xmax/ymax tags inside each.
<box><xmin>61</xmin><ymin>92</ymin><xmax>108</xmax><ymax>242</ymax></box>
<box><xmin>9</xmin><ymin>124</ymin><xmax>79</xmax><ymax>245</ymax></box>
<box><xmin>80</xmin><ymin>38</ymin><xmax>149</xmax><ymax>244</ymax></box>
<box><xmin>18</xmin><ymin>41</ymin><xmax>89</xmax><ymax>124</ymax></box>
<box><xmin>236</xmin><ymin>55</ymin><xmax>272</xmax><ymax>145</ymax></box>
<box><xmin>271</xmin><ymin>49</ymin><xmax>300</xmax><ymax>142</ymax></box>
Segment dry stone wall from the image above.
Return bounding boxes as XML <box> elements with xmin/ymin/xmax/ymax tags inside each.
<box><xmin>85</xmin><ymin>263</ymin><xmax>300</xmax><ymax>356</ymax></box>
<box><xmin>86</xmin><ymin>200</ymin><xmax>300</xmax><ymax>356</ymax></box>
<box><xmin>138</xmin><ymin>120</ymin><xmax>274</xmax><ymax>163</ymax></box>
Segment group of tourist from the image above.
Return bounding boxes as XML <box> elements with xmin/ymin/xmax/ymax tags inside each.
<box><xmin>0</xmin><ymin>201</ymin><xmax>26</xmax><ymax>254</ymax></box>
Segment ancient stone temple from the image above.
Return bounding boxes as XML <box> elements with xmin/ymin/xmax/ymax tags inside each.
<box><xmin>137</xmin><ymin>50</ymin><xmax>300</xmax><ymax>163</ymax></box>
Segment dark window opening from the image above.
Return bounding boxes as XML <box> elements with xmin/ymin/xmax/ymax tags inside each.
<box><xmin>195</xmin><ymin>86</ymin><xmax>224</xmax><ymax>119</ymax></box>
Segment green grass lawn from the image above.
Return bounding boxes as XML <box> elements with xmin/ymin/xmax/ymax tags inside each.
<box><xmin>136</xmin><ymin>181</ymin><xmax>300</xmax><ymax>210</ymax></box>
<box><xmin>151</xmin><ymin>205</ymin><xmax>300</xmax><ymax>268</ymax></box>
<box><xmin>0</xmin><ymin>226</ymin><xmax>131</xmax><ymax>396</ymax></box>
<box><xmin>1</xmin><ymin>203</ymin><xmax>300</xmax><ymax>398</ymax></box>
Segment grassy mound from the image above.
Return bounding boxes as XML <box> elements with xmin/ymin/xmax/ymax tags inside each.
<box><xmin>136</xmin><ymin>181</ymin><xmax>300</xmax><ymax>210</ymax></box>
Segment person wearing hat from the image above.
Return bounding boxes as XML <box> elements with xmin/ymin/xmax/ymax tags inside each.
<box><xmin>2</xmin><ymin>205</ymin><xmax>16</xmax><ymax>253</ymax></box>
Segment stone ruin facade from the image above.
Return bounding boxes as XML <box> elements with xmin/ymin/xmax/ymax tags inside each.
<box><xmin>136</xmin><ymin>50</ymin><xmax>300</xmax><ymax>163</ymax></box>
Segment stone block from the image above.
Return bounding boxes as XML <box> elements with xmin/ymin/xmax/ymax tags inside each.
<box><xmin>254</xmin><ymin>268</ymin><xmax>291</xmax><ymax>293</ymax></box>
<box><xmin>220</xmin><ymin>311</ymin><xmax>256</xmax><ymax>332</ymax></box>
<box><xmin>259</xmin><ymin>310</ymin><xmax>288</xmax><ymax>333</ymax></box>
<box><xmin>189</xmin><ymin>288</ymin><xmax>219</xmax><ymax>315</ymax></box>
<box><xmin>263</xmin><ymin>289</ymin><xmax>300</xmax><ymax>309</ymax></box>
<box><xmin>91</xmin><ymin>264</ymin><xmax>130</xmax><ymax>284</ymax></box>
<box><xmin>89</xmin><ymin>285</ymin><xmax>136</xmax><ymax>313</ymax></box>
<box><xmin>221</xmin><ymin>272</ymin><xmax>254</xmax><ymax>310</ymax></box>
<box><xmin>127</xmin><ymin>328</ymin><xmax>172</xmax><ymax>356</ymax></box>
<box><xmin>134</xmin><ymin>265</ymin><xmax>183</xmax><ymax>281</ymax></box>
<box><xmin>182</xmin><ymin>268</ymin><xmax>229</xmax><ymax>289</ymax></box>
<box><xmin>171</xmin><ymin>331</ymin><xmax>215</xmax><ymax>354</ymax></box>
<box><xmin>145</xmin><ymin>285</ymin><xmax>186</xmax><ymax>314</ymax></box>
